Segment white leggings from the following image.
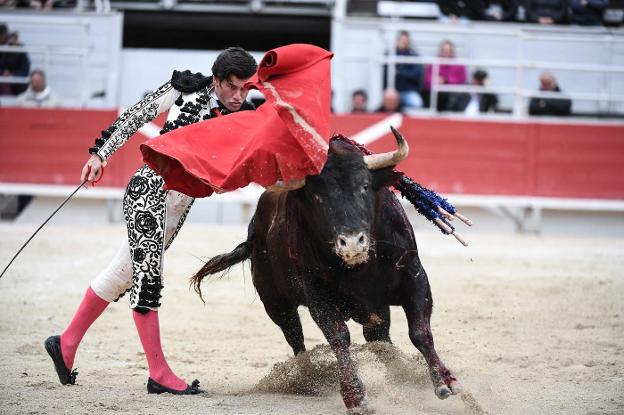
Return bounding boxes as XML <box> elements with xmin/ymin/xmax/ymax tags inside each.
<box><xmin>91</xmin><ymin>190</ymin><xmax>194</xmax><ymax>303</ymax></box>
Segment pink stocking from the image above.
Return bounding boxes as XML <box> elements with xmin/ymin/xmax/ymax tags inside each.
<box><xmin>132</xmin><ymin>309</ymin><xmax>187</xmax><ymax>391</ymax></box>
<box><xmin>60</xmin><ymin>287</ymin><xmax>109</xmax><ymax>369</ymax></box>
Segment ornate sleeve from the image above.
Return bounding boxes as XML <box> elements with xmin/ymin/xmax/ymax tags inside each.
<box><xmin>89</xmin><ymin>81</ymin><xmax>180</xmax><ymax>161</ymax></box>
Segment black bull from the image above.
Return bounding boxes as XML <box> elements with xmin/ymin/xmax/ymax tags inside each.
<box><xmin>191</xmin><ymin>131</ymin><xmax>461</xmax><ymax>412</ymax></box>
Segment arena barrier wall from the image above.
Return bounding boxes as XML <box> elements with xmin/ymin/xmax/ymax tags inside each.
<box><xmin>1</xmin><ymin>108</ymin><xmax>623</xmax><ymax>200</ymax></box>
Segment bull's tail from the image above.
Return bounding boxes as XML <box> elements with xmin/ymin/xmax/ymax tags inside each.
<box><xmin>191</xmin><ymin>217</ymin><xmax>255</xmax><ymax>303</ymax></box>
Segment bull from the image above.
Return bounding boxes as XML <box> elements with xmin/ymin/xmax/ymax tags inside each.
<box><xmin>191</xmin><ymin>128</ymin><xmax>461</xmax><ymax>413</ymax></box>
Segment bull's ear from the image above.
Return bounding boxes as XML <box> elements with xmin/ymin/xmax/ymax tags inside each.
<box><xmin>372</xmin><ymin>168</ymin><xmax>402</xmax><ymax>190</ymax></box>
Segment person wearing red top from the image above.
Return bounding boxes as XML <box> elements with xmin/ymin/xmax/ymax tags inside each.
<box><xmin>423</xmin><ymin>40</ymin><xmax>467</xmax><ymax>110</ymax></box>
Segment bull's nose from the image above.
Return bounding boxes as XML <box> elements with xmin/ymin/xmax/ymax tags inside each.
<box><xmin>336</xmin><ymin>232</ymin><xmax>369</xmax><ymax>254</ymax></box>
<box><xmin>335</xmin><ymin>232</ymin><xmax>370</xmax><ymax>266</ymax></box>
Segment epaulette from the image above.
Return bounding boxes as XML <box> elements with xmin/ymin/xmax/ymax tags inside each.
<box><xmin>171</xmin><ymin>70</ymin><xmax>212</xmax><ymax>94</ymax></box>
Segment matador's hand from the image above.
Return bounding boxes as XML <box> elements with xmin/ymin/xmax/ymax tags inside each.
<box><xmin>81</xmin><ymin>154</ymin><xmax>107</xmax><ymax>184</ymax></box>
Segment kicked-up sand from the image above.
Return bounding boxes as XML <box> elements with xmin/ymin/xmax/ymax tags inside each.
<box><xmin>0</xmin><ymin>223</ymin><xmax>622</xmax><ymax>414</ymax></box>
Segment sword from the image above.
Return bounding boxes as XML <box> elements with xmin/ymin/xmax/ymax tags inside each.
<box><xmin>0</xmin><ymin>164</ymin><xmax>106</xmax><ymax>280</ymax></box>
<box><xmin>0</xmin><ymin>181</ymin><xmax>86</xmax><ymax>280</ymax></box>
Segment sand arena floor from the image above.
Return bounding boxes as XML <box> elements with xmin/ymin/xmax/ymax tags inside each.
<box><xmin>0</xmin><ymin>223</ymin><xmax>622</xmax><ymax>414</ymax></box>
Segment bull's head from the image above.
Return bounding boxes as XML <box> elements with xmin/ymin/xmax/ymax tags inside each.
<box><xmin>292</xmin><ymin>127</ymin><xmax>408</xmax><ymax>267</ymax></box>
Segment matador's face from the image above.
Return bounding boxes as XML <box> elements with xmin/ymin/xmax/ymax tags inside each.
<box><xmin>213</xmin><ymin>74</ymin><xmax>251</xmax><ymax>112</ymax></box>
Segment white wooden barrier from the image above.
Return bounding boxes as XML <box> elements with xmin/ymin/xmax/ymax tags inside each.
<box><xmin>1</xmin><ymin>183</ymin><xmax>623</xmax><ymax>233</ymax></box>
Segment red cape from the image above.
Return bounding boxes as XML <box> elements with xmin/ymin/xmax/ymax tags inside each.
<box><xmin>140</xmin><ymin>43</ymin><xmax>333</xmax><ymax>197</ymax></box>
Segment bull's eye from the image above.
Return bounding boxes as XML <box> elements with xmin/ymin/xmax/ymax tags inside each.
<box><xmin>361</xmin><ymin>184</ymin><xmax>368</xmax><ymax>193</ymax></box>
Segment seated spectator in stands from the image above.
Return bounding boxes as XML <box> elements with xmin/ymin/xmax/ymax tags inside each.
<box><xmin>0</xmin><ymin>0</ymin><xmax>21</xmax><ymax>7</ymax></box>
<box><xmin>569</xmin><ymin>0</ymin><xmax>608</xmax><ymax>25</ymax></box>
<box><xmin>424</xmin><ymin>40</ymin><xmax>467</xmax><ymax>110</ymax></box>
<box><xmin>1</xmin><ymin>0</ymin><xmax>74</xmax><ymax>7</ymax></box>
<box><xmin>483</xmin><ymin>0</ymin><xmax>519</xmax><ymax>21</ymax></box>
<box><xmin>437</xmin><ymin>0</ymin><xmax>487</xmax><ymax>20</ymax></box>
<box><xmin>528</xmin><ymin>72</ymin><xmax>572</xmax><ymax>116</ymax></box>
<box><xmin>0</xmin><ymin>24</ymin><xmax>30</xmax><ymax>96</ymax></box>
<box><xmin>16</xmin><ymin>69</ymin><xmax>60</xmax><ymax>107</ymax></box>
<box><xmin>351</xmin><ymin>89</ymin><xmax>368</xmax><ymax>113</ymax></box>
<box><xmin>447</xmin><ymin>69</ymin><xmax>499</xmax><ymax>114</ymax></box>
<box><xmin>603</xmin><ymin>1</ymin><xmax>624</xmax><ymax>26</ymax></box>
<box><xmin>376</xmin><ymin>88</ymin><xmax>403</xmax><ymax>113</ymax></box>
<box><xmin>16</xmin><ymin>0</ymin><xmax>54</xmax><ymax>8</ymax></box>
<box><xmin>393</xmin><ymin>31</ymin><xmax>423</xmax><ymax>109</ymax></box>
<box><xmin>524</xmin><ymin>0</ymin><xmax>568</xmax><ymax>24</ymax></box>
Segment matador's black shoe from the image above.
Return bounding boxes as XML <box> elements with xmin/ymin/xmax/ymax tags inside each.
<box><xmin>147</xmin><ymin>378</ymin><xmax>204</xmax><ymax>395</ymax></box>
<box><xmin>44</xmin><ymin>335</ymin><xmax>78</xmax><ymax>385</ymax></box>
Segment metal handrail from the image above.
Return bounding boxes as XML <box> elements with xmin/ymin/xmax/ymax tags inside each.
<box><xmin>0</xmin><ymin>76</ymin><xmax>29</xmax><ymax>85</ymax></box>
<box><xmin>378</xmin><ymin>20</ymin><xmax>624</xmax><ymax>41</ymax></box>
<box><xmin>0</xmin><ymin>36</ymin><xmax>91</xmax><ymax>106</ymax></box>
<box><xmin>0</xmin><ymin>45</ymin><xmax>89</xmax><ymax>56</ymax></box>
<box><xmin>432</xmin><ymin>84</ymin><xmax>624</xmax><ymax>103</ymax></box>
<box><xmin>382</xmin><ymin>55</ymin><xmax>624</xmax><ymax>74</ymax></box>
<box><xmin>376</xmin><ymin>24</ymin><xmax>624</xmax><ymax>117</ymax></box>
<box><xmin>381</xmin><ymin>55</ymin><xmax>624</xmax><ymax>114</ymax></box>
<box><xmin>2</xmin><ymin>14</ymin><xmax>92</xmax><ymax>104</ymax></box>
<box><xmin>108</xmin><ymin>0</ymin><xmax>332</xmax><ymax>13</ymax></box>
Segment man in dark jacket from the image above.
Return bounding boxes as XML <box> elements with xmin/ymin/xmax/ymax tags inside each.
<box><xmin>0</xmin><ymin>23</ymin><xmax>30</xmax><ymax>95</ymax></box>
<box><xmin>484</xmin><ymin>0</ymin><xmax>519</xmax><ymax>21</ymax></box>
<box><xmin>437</xmin><ymin>0</ymin><xmax>487</xmax><ymax>19</ymax></box>
<box><xmin>569</xmin><ymin>0</ymin><xmax>608</xmax><ymax>25</ymax></box>
<box><xmin>529</xmin><ymin>72</ymin><xmax>572</xmax><ymax>116</ymax></box>
<box><xmin>447</xmin><ymin>69</ymin><xmax>498</xmax><ymax>114</ymax></box>
<box><xmin>524</xmin><ymin>0</ymin><xmax>568</xmax><ymax>23</ymax></box>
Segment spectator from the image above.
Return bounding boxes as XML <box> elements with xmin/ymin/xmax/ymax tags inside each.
<box><xmin>376</xmin><ymin>88</ymin><xmax>403</xmax><ymax>113</ymax></box>
<box><xmin>603</xmin><ymin>2</ymin><xmax>624</xmax><ymax>26</ymax></box>
<box><xmin>391</xmin><ymin>31</ymin><xmax>423</xmax><ymax>109</ymax></box>
<box><xmin>0</xmin><ymin>0</ymin><xmax>21</xmax><ymax>7</ymax></box>
<box><xmin>484</xmin><ymin>0</ymin><xmax>519</xmax><ymax>21</ymax></box>
<box><xmin>524</xmin><ymin>0</ymin><xmax>568</xmax><ymax>24</ymax></box>
<box><xmin>424</xmin><ymin>40</ymin><xmax>467</xmax><ymax>111</ymax></box>
<box><xmin>16</xmin><ymin>69</ymin><xmax>60</xmax><ymax>107</ymax></box>
<box><xmin>1</xmin><ymin>0</ymin><xmax>77</xmax><ymax>9</ymax></box>
<box><xmin>528</xmin><ymin>72</ymin><xmax>572</xmax><ymax>116</ymax></box>
<box><xmin>437</xmin><ymin>0</ymin><xmax>487</xmax><ymax>20</ymax></box>
<box><xmin>569</xmin><ymin>0</ymin><xmax>608</xmax><ymax>25</ymax></box>
<box><xmin>447</xmin><ymin>69</ymin><xmax>499</xmax><ymax>114</ymax></box>
<box><xmin>351</xmin><ymin>89</ymin><xmax>368</xmax><ymax>113</ymax></box>
<box><xmin>0</xmin><ymin>24</ymin><xmax>30</xmax><ymax>95</ymax></box>
<box><xmin>14</xmin><ymin>0</ymin><xmax>55</xmax><ymax>9</ymax></box>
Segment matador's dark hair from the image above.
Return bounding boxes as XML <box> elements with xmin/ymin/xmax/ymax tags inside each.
<box><xmin>212</xmin><ymin>47</ymin><xmax>257</xmax><ymax>81</ymax></box>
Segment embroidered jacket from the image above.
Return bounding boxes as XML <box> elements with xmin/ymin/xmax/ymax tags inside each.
<box><xmin>89</xmin><ymin>70</ymin><xmax>254</xmax><ymax>161</ymax></box>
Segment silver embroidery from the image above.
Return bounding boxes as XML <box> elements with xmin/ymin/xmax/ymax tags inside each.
<box><xmin>97</xmin><ymin>81</ymin><xmax>175</xmax><ymax>161</ymax></box>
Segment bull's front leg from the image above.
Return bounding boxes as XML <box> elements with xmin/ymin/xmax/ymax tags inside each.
<box><xmin>305</xmin><ymin>282</ymin><xmax>369</xmax><ymax>413</ymax></box>
<box><xmin>401</xmin><ymin>264</ymin><xmax>461</xmax><ymax>400</ymax></box>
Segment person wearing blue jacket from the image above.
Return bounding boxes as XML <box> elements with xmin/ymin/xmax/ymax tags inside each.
<box><xmin>390</xmin><ymin>31</ymin><xmax>424</xmax><ymax>110</ymax></box>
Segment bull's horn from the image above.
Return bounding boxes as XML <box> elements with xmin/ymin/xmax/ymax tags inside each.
<box><xmin>363</xmin><ymin>126</ymin><xmax>409</xmax><ymax>170</ymax></box>
<box><xmin>267</xmin><ymin>178</ymin><xmax>306</xmax><ymax>192</ymax></box>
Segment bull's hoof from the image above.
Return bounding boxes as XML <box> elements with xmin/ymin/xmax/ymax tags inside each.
<box><xmin>435</xmin><ymin>379</ymin><xmax>462</xmax><ymax>400</ymax></box>
<box><xmin>345</xmin><ymin>395</ymin><xmax>371</xmax><ymax>414</ymax></box>
<box><xmin>435</xmin><ymin>384</ymin><xmax>452</xmax><ymax>400</ymax></box>
<box><xmin>347</xmin><ymin>404</ymin><xmax>374</xmax><ymax>415</ymax></box>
